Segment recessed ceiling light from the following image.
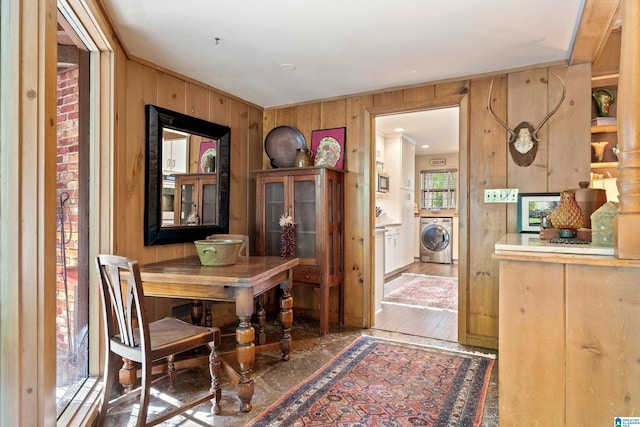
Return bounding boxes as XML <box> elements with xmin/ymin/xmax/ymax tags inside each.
<box><xmin>393</xmin><ymin>127</ymin><xmax>405</xmax><ymax>132</ymax></box>
<box><xmin>280</xmin><ymin>63</ymin><xmax>296</xmax><ymax>71</ymax></box>
<box><xmin>421</xmin><ymin>145</ymin><xmax>430</xmax><ymax>149</ymax></box>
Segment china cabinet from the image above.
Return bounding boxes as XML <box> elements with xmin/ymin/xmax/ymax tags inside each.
<box><xmin>256</xmin><ymin>166</ymin><xmax>344</xmax><ymax>334</ymax></box>
<box><xmin>173</xmin><ymin>173</ymin><xmax>217</xmax><ymax>226</ymax></box>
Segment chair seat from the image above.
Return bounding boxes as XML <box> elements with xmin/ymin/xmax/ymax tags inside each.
<box><xmin>147</xmin><ymin>318</ymin><xmax>215</xmax><ymax>353</ymax></box>
<box><xmin>111</xmin><ymin>318</ymin><xmax>218</xmax><ymax>363</ymax></box>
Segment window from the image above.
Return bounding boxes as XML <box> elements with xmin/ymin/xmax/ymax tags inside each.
<box><xmin>56</xmin><ymin>10</ymin><xmax>91</xmax><ymax>418</ymax></box>
<box><xmin>56</xmin><ymin>1</ymin><xmax>113</xmax><ymax>424</ymax></box>
<box><xmin>420</xmin><ymin>169</ymin><xmax>457</xmax><ymax>209</ymax></box>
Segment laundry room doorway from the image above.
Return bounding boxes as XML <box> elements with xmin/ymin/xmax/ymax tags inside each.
<box><xmin>373</xmin><ymin>106</ymin><xmax>460</xmax><ymax>342</ymax></box>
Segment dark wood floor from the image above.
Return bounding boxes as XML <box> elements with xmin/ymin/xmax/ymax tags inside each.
<box><xmin>374</xmin><ymin>261</ymin><xmax>459</xmax><ymax>342</ymax></box>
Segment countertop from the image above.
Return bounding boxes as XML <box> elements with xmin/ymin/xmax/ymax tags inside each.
<box><xmin>495</xmin><ymin>233</ymin><xmax>614</xmax><ymax>256</ymax></box>
<box><xmin>374</xmin><ymin>227</ymin><xmax>386</xmax><ymax>235</ymax></box>
<box><xmin>417</xmin><ymin>209</ymin><xmax>459</xmax><ymax>217</ymax></box>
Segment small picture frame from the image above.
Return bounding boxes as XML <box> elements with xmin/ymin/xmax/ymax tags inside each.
<box><xmin>517</xmin><ymin>192</ymin><xmax>560</xmax><ymax>233</ymax></box>
<box><xmin>311</xmin><ymin>127</ymin><xmax>346</xmax><ymax>169</ymax></box>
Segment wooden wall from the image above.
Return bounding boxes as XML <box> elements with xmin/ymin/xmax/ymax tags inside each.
<box><xmin>264</xmin><ymin>63</ymin><xmax>591</xmax><ymax>349</ymax></box>
<box><xmin>114</xmin><ymin>58</ymin><xmax>264</xmax><ymax>319</ymax></box>
<box><xmin>112</xmin><ymin>43</ymin><xmax>590</xmax><ymax>350</ymax></box>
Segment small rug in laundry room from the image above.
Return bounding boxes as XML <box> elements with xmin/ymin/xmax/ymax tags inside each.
<box><xmin>383</xmin><ymin>273</ymin><xmax>458</xmax><ymax>311</ymax></box>
<box><xmin>246</xmin><ymin>335</ymin><xmax>495</xmax><ymax>427</ymax></box>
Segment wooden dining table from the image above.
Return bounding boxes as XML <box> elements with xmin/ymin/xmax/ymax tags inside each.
<box><xmin>136</xmin><ymin>255</ymin><xmax>299</xmax><ymax>413</ymax></box>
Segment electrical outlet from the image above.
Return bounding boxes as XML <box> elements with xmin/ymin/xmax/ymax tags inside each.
<box><xmin>484</xmin><ymin>188</ymin><xmax>519</xmax><ymax>203</ymax></box>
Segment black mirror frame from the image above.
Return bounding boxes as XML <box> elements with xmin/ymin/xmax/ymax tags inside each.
<box><xmin>144</xmin><ymin>104</ymin><xmax>231</xmax><ymax>246</ymax></box>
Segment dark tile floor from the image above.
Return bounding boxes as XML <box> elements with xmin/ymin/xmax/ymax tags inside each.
<box><xmin>102</xmin><ymin>318</ymin><xmax>498</xmax><ymax>426</ymax></box>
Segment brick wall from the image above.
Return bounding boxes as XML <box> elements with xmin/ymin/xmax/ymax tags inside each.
<box><xmin>56</xmin><ymin>67</ymin><xmax>80</xmax><ymax>352</ymax></box>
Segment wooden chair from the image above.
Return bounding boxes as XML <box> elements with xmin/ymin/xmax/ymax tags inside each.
<box><xmin>95</xmin><ymin>254</ymin><xmax>222</xmax><ymax>427</ymax></box>
<box><xmin>206</xmin><ymin>233</ymin><xmax>249</xmax><ymax>257</ymax></box>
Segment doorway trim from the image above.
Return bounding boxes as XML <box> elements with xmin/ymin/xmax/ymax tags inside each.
<box><xmin>365</xmin><ymin>92</ymin><xmax>470</xmax><ymax>344</ymax></box>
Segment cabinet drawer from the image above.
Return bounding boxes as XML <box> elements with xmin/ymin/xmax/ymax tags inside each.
<box><xmin>293</xmin><ymin>265</ymin><xmax>321</xmax><ymax>285</ymax></box>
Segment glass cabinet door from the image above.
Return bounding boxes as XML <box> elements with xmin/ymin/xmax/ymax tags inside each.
<box><xmin>294</xmin><ymin>179</ymin><xmax>316</xmax><ymax>259</ymax></box>
<box><xmin>177</xmin><ymin>181</ymin><xmax>196</xmax><ymax>225</ymax></box>
<box><xmin>200</xmin><ymin>181</ymin><xmax>218</xmax><ymax>225</ymax></box>
<box><xmin>264</xmin><ymin>181</ymin><xmax>285</xmax><ymax>256</ymax></box>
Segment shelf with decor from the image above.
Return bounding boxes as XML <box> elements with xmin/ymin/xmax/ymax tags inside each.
<box><xmin>590</xmin><ymin>73</ymin><xmax>618</xmax><ymax>167</ymax></box>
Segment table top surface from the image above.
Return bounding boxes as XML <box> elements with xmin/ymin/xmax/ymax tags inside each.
<box><xmin>138</xmin><ymin>255</ymin><xmax>299</xmax><ymax>288</ymax></box>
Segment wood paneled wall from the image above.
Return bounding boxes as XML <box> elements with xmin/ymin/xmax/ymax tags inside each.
<box><xmin>265</xmin><ymin>63</ymin><xmax>591</xmax><ymax>349</ymax></box>
<box><xmin>113</xmin><ymin>47</ymin><xmax>590</xmax><ymax>349</ymax></box>
<box><xmin>114</xmin><ymin>59</ymin><xmax>263</xmax><ymax>318</ymax></box>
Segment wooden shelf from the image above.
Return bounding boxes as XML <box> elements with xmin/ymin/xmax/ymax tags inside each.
<box><xmin>590</xmin><ymin>162</ymin><xmax>618</xmax><ymax>169</ymax></box>
<box><xmin>591</xmin><ymin>73</ymin><xmax>619</xmax><ymax>88</ymax></box>
<box><xmin>591</xmin><ymin>124</ymin><xmax>617</xmax><ymax>133</ymax></box>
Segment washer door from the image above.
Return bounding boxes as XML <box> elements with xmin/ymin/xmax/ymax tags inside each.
<box><xmin>421</xmin><ymin>224</ymin><xmax>450</xmax><ymax>252</ymax></box>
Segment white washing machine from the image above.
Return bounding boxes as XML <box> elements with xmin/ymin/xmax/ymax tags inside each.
<box><xmin>420</xmin><ymin>217</ymin><xmax>453</xmax><ymax>264</ymax></box>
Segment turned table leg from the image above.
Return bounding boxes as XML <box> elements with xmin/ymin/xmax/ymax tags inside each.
<box><xmin>235</xmin><ymin>288</ymin><xmax>255</xmax><ymax>413</ymax></box>
<box><xmin>235</xmin><ymin>315</ymin><xmax>255</xmax><ymax>413</ymax></box>
<box><xmin>191</xmin><ymin>299</ymin><xmax>203</xmax><ymax>325</ymax></box>
<box><xmin>256</xmin><ymin>295</ymin><xmax>266</xmax><ymax>345</ymax></box>
<box><xmin>279</xmin><ymin>287</ymin><xmax>293</xmax><ymax>361</ymax></box>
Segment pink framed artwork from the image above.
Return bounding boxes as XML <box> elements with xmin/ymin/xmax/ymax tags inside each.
<box><xmin>311</xmin><ymin>127</ymin><xmax>346</xmax><ymax>169</ymax></box>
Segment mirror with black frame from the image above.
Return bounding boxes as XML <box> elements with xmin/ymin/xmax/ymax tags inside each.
<box><xmin>144</xmin><ymin>104</ymin><xmax>231</xmax><ymax>245</ymax></box>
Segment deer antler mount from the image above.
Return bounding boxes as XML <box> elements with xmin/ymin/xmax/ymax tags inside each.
<box><xmin>487</xmin><ymin>76</ymin><xmax>567</xmax><ymax>167</ymax></box>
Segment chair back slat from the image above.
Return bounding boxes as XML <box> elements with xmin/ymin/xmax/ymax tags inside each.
<box><xmin>96</xmin><ymin>255</ymin><xmax>150</xmax><ymax>352</ymax></box>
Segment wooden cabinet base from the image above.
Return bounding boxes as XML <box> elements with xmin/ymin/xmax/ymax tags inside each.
<box><xmin>496</xmin><ymin>252</ymin><xmax>640</xmax><ymax>426</ymax></box>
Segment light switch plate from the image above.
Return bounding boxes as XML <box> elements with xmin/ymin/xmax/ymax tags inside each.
<box><xmin>484</xmin><ymin>188</ymin><xmax>519</xmax><ymax>203</ymax></box>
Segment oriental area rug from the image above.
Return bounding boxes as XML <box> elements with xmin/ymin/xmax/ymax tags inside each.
<box><xmin>247</xmin><ymin>335</ymin><xmax>495</xmax><ymax>427</ymax></box>
<box><xmin>384</xmin><ymin>273</ymin><xmax>458</xmax><ymax>311</ymax></box>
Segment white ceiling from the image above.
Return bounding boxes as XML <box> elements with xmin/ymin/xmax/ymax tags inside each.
<box><xmin>101</xmin><ymin>0</ymin><xmax>586</xmax><ymax>154</ymax></box>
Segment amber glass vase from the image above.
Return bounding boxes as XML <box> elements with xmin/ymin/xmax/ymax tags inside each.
<box><xmin>548</xmin><ymin>191</ymin><xmax>585</xmax><ymax>237</ymax></box>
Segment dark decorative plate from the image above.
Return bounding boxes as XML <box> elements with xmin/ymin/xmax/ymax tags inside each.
<box><xmin>264</xmin><ymin>126</ymin><xmax>306</xmax><ymax>168</ymax></box>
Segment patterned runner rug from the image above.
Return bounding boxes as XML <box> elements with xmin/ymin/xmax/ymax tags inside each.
<box><xmin>384</xmin><ymin>273</ymin><xmax>458</xmax><ymax>311</ymax></box>
<box><xmin>247</xmin><ymin>335</ymin><xmax>494</xmax><ymax>427</ymax></box>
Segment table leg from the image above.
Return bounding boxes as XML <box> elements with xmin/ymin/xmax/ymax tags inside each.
<box><xmin>205</xmin><ymin>301</ymin><xmax>212</xmax><ymax>328</ymax></box>
<box><xmin>236</xmin><ymin>315</ymin><xmax>255</xmax><ymax>412</ymax></box>
<box><xmin>256</xmin><ymin>295</ymin><xmax>266</xmax><ymax>345</ymax></box>
<box><xmin>279</xmin><ymin>287</ymin><xmax>293</xmax><ymax>361</ymax></box>
<box><xmin>191</xmin><ymin>299</ymin><xmax>203</xmax><ymax>325</ymax></box>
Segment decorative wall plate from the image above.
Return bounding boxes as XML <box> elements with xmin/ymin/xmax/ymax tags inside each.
<box><xmin>311</xmin><ymin>127</ymin><xmax>346</xmax><ymax>169</ymax></box>
<box><xmin>199</xmin><ymin>147</ymin><xmax>216</xmax><ymax>172</ymax></box>
<box><xmin>313</xmin><ymin>136</ymin><xmax>341</xmax><ymax>167</ymax></box>
<box><xmin>264</xmin><ymin>126</ymin><xmax>307</xmax><ymax>168</ymax></box>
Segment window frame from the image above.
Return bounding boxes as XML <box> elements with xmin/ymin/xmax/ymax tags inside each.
<box><xmin>420</xmin><ymin>168</ymin><xmax>458</xmax><ymax>210</ymax></box>
<box><xmin>55</xmin><ymin>1</ymin><xmax>115</xmax><ymax>425</ymax></box>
